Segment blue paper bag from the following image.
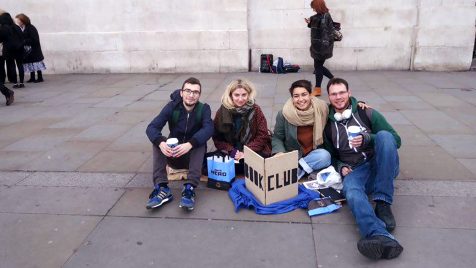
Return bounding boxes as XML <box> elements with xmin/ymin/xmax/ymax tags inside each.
<box><xmin>207</xmin><ymin>155</ymin><xmax>235</xmax><ymax>190</ymax></box>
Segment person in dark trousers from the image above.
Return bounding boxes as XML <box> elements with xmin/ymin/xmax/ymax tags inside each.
<box><xmin>0</xmin><ymin>12</ymin><xmax>24</xmax><ymax>88</ymax></box>
<box><xmin>15</xmin><ymin>14</ymin><xmax>45</xmax><ymax>83</ymax></box>
<box><xmin>323</xmin><ymin>77</ymin><xmax>403</xmax><ymax>260</ymax></box>
<box><xmin>145</xmin><ymin>77</ymin><xmax>214</xmax><ymax>211</ymax></box>
<box><xmin>305</xmin><ymin>0</ymin><xmax>335</xmax><ymax>96</ymax></box>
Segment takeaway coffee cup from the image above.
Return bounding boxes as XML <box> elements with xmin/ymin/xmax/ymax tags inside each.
<box><xmin>166</xmin><ymin>138</ymin><xmax>179</xmax><ymax>148</ymax></box>
<box><xmin>347</xmin><ymin>126</ymin><xmax>361</xmax><ymax>148</ymax></box>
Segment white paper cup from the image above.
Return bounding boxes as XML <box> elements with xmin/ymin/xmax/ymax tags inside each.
<box><xmin>166</xmin><ymin>138</ymin><xmax>178</xmax><ymax>148</ymax></box>
<box><xmin>347</xmin><ymin>126</ymin><xmax>361</xmax><ymax>148</ymax></box>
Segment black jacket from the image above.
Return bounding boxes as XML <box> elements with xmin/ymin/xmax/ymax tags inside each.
<box><xmin>0</xmin><ymin>13</ymin><xmax>23</xmax><ymax>59</ymax></box>
<box><xmin>146</xmin><ymin>89</ymin><xmax>214</xmax><ymax>148</ymax></box>
<box><xmin>308</xmin><ymin>12</ymin><xmax>334</xmax><ymax>60</ymax></box>
<box><xmin>22</xmin><ymin>24</ymin><xmax>44</xmax><ymax>63</ymax></box>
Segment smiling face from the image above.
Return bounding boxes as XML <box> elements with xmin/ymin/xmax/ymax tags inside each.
<box><xmin>179</xmin><ymin>83</ymin><xmax>201</xmax><ymax>108</ymax></box>
<box><xmin>328</xmin><ymin>83</ymin><xmax>351</xmax><ymax>113</ymax></box>
<box><xmin>292</xmin><ymin>87</ymin><xmax>312</xmax><ymax>110</ymax></box>
<box><xmin>231</xmin><ymin>87</ymin><xmax>249</xmax><ymax>108</ymax></box>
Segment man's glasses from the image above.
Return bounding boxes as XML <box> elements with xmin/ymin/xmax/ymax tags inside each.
<box><xmin>182</xmin><ymin>89</ymin><xmax>200</xmax><ymax>96</ymax></box>
<box><xmin>329</xmin><ymin>91</ymin><xmax>348</xmax><ymax>98</ymax></box>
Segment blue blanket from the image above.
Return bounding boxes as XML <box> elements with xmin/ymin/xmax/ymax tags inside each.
<box><xmin>228</xmin><ymin>179</ymin><xmax>321</xmax><ymax>215</ymax></box>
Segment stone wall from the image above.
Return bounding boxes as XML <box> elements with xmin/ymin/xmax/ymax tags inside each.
<box><xmin>2</xmin><ymin>0</ymin><xmax>475</xmax><ymax>73</ymax></box>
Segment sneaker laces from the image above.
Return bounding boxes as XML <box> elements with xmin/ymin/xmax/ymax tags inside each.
<box><xmin>149</xmin><ymin>186</ymin><xmax>161</xmax><ymax>199</ymax></box>
<box><xmin>182</xmin><ymin>185</ymin><xmax>195</xmax><ymax>199</ymax></box>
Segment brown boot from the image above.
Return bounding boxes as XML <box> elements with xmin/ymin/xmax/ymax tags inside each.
<box><xmin>311</xmin><ymin>87</ymin><xmax>321</xmax><ymax>96</ymax></box>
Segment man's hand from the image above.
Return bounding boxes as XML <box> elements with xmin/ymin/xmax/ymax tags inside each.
<box><xmin>357</xmin><ymin>102</ymin><xmax>371</xmax><ymax>110</ymax></box>
<box><xmin>341</xmin><ymin>166</ymin><xmax>353</xmax><ymax>176</ymax></box>
<box><xmin>159</xmin><ymin>141</ymin><xmax>174</xmax><ymax>157</ymax></box>
<box><xmin>350</xmin><ymin>134</ymin><xmax>363</xmax><ymax>148</ymax></box>
<box><xmin>234</xmin><ymin>151</ymin><xmax>244</xmax><ymax>161</ymax></box>
<box><xmin>174</xmin><ymin>142</ymin><xmax>193</xmax><ymax>158</ymax></box>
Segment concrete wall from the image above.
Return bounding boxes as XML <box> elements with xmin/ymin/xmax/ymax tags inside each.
<box><xmin>2</xmin><ymin>0</ymin><xmax>475</xmax><ymax>73</ymax></box>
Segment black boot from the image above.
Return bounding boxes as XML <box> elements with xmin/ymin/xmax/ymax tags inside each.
<box><xmin>375</xmin><ymin>201</ymin><xmax>396</xmax><ymax>232</ymax></box>
<box><xmin>34</xmin><ymin>71</ymin><xmax>43</xmax><ymax>83</ymax></box>
<box><xmin>1</xmin><ymin>84</ymin><xmax>14</xmax><ymax>106</ymax></box>
<box><xmin>27</xmin><ymin>72</ymin><xmax>36</xmax><ymax>83</ymax></box>
<box><xmin>357</xmin><ymin>235</ymin><xmax>403</xmax><ymax>260</ymax></box>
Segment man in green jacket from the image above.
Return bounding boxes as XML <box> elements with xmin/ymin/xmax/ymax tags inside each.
<box><xmin>323</xmin><ymin>77</ymin><xmax>403</xmax><ymax>260</ymax></box>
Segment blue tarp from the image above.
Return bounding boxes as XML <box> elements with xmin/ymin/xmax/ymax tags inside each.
<box><xmin>228</xmin><ymin>179</ymin><xmax>321</xmax><ymax>215</ymax></box>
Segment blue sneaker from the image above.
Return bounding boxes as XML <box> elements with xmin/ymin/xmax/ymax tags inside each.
<box><xmin>146</xmin><ymin>185</ymin><xmax>173</xmax><ymax>209</ymax></box>
<box><xmin>179</xmin><ymin>184</ymin><xmax>195</xmax><ymax>210</ymax></box>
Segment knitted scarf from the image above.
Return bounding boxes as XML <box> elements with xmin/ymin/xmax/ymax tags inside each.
<box><xmin>282</xmin><ymin>97</ymin><xmax>328</xmax><ymax>148</ymax></box>
<box><xmin>216</xmin><ymin>103</ymin><xmax>255</xmax><ymax>147</ymax></box>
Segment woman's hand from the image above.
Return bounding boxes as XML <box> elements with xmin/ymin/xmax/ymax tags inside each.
<box><xmin>304</xmin><ymin>18</ymin><xmax>310</xmax><ymax>24</ymax></box>
<box><xmin>234</xmin><ymin>151</ymin><xmax>245</xmax><ymax>161</ymax></box>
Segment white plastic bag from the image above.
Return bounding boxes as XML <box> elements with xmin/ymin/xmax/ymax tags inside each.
<box><xmin>316</xmin><ymin>166</ymin><xmax>342</xmax><ymax>190</ymax></box>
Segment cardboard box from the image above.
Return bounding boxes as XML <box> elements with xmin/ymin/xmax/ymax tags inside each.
<box><xmin>244</xmin><ymin>146</ymin><xmax>299</xmax><ymax>205</ymax></box>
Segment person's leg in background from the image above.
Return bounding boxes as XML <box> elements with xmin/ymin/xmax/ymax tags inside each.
<box><xmin>0</xmin><ymin>56</ymin><xmax>6</xmax><ymax>84</ymax></box>
<box><xmin>13</xmin><ymin>56</ymin><xmax>24</xmax><ymax>88</ymax></box>
<box><xmin>0</xmin><ymin>83</ymin><xmax>14</xmax><ymax>106</ymax></box>
<box><xmin>312</xmin><ymin>58</ymin><xmax>324</xmax><ymax>96</ymax></box>
<box><xmin>6</xmin><ymin>58</ymin><xmax>17</xmax><ymax>84</ymax></box>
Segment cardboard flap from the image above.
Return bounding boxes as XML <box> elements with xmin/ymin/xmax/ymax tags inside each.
<box><xmin>244</xmin><ymin>146</ymin><xmax>266</xmax><ymax>205</ymax></box>
<box><xmin>264</xmin><ymin>150</ymin><xmax>298</xmax><ymax>205</ymax></box>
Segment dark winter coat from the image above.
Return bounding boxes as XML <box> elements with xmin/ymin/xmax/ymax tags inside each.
<box><xmin>146</xmin><ymin>89</ymin><xmax>214</xmax><ymax>148</ymax></box>
<box><xmin>22</xmin><ymin>24</ymin><xmax>44</xmax><ymax>63</ymax></box>
<box><xmin>0</xmin><ymin>13</ymin><xmax>23</xmax><ymax>59</ymax></box>
<box><xmin>308</xmin><ymin>12</ymin><xmax>335</xmax><ymax>60</ymax></box>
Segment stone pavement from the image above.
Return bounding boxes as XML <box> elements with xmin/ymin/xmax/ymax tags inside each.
<box><xmin>1</xmin><ymin>71</ymin><xmax>476</xmax><ymax>268</ymax></box>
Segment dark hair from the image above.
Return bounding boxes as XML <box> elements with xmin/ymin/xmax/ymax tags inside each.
<box><xmin>289</xmin><ymin>80</ymin><xmax>312</xmax><ymax>95</ymax></box>
<box><xmin>326</xmin><ymin>77</ymin><xmax>349</xmax><ymax>93</ymax></box>
<box><xmin>181</xmin><ymin>77</ymin><xmax>201</xmax><ymax>91</ymax></box>
<box><xmin>310</xmin><ymin>0</ymin><xmax>329</xmax><ymax>14</ymax></box>
<box><xmin>15</xmin><ymin>13</ymin><xmax>30</xmax><ymax>25</ymax></box>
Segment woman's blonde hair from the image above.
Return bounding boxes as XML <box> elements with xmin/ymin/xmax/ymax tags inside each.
<box><xmin>221</xmin><ymin>79</ymin><xmax>256</xmax><ymax>109</ymax></box>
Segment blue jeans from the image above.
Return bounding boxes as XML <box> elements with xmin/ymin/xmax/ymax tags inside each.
<box><xmin>342</xmin><ymin>131</ymin><xmax>399</xmax><ymax>239</ymax></box>
<box><xmin>298</xmin><ymin>148</ymin><xmax>331</xmax><ymax>178</ymax></box>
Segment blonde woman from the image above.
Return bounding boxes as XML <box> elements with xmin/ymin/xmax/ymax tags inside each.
<box><xmin>213</xmin><ymin>79</ymin><xmax>271</xmax><ymax>171</ymax></box>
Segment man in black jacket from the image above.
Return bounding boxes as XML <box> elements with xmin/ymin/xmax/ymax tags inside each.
<box><xmin>145</xmin><ymin>77</ymin><xmax>214</xmax><ymax>211</ymax></box>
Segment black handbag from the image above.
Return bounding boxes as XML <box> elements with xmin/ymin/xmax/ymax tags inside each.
<box><xmin>332</xmin><ymin>22</ymin><xmax>343</xmax><ymax>42</ymax></box>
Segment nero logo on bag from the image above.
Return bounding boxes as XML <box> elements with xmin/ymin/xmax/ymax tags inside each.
<box><xmin>244</xmin><ymin>146</ymin><xmax>298</xmax><ymax>205</ymax></box>
<box><xmin>211</xmin><ymin>169</ymin><xmax>227</xmax><ymax>176</ymax></box>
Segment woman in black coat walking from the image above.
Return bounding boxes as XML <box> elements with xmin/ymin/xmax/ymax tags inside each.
<box><xmin>15</xmin><ymin>14</ymin><xmax>45</xmax><ymax>83</ymax></box>
<box><xmin>305</xmin><ymin>0</ymin><xmax>335</xmax><ymax>96</ymax></box>
<box><xmin>0</xmin><ymin>12</ymin><xmax>24</xmax><ymax>88</ymax></box>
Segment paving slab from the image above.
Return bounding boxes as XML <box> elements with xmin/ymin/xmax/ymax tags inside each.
<box><xmin>109</xmin><ymin>187</ymin><xmax>311</xmax><ymax>223</ymax></box>
<box><xmin>2</xmin><ymin>128</ymin><xmax>80</xmax><ymax>152</ymax></box>
<box><xmin>70</xmin><ymin>124</ymin><xmax>132</xmax><ymax>142</ymax></box>
<box><xmin>20</xmin><ymin>141</ymin><xmax>110</xmax><ymax>172</ymax></box>
<box><xmin>0</xmin><ymin>186</ymin><xmax>124</xmax><ymax>215</ymax></box>
<box><xmin>18</xmin><ymin>172</ymin><xmax>134</xmax><ymax>187</ymax></box>
<box><xmin>399</xmin><ymin>145</ymin><xmax>476</xmax><ymax>180</ymax></box>
<box><xmin>0</xmin><ymin>213</ymin><xmax>101</xmax><ymax>268</ymax></box>
<box><xmin>457</xmin><ymin>159</ymin><xmax>476</xmax><ymax>177</ymax></box>
<box><xmin>63</xmin><ymin>217</ymin><xmax>317</xmax><ymax>268</ymax></box>
<box><xmin>0</xmin><ymin>171</ymin><xmax>31</xmax><ymax>186</ymax></box>
<box><xmin>429</xmin><ymin>134</ymin><xmax>476</xmax><ymax>158</ymax></box>
<box><xmin>400</xmin><ymin>110</ymin><xmax>474</xmax><ymax>135</ymax></box>
<box><xmin>313</xmin><ymin>224</ymin><xmax>476</xmax><ymax>268</ymax></box>
<box><xmin>78</xmin><ymin>151</ymin><xmax>149</xmax><ymax>173</ymax></box>
<box><xmin>395</xmin><ymin>179</ymin><xmax>476</xmax><ymax>198</ymax></box>
<box><xmin>0</xmin><ymin>151</ymin><xmax>45</xmax><ymax>170</ymax></box>
<box><xmin>393</xmin><ymin>125</ymin><xmax>435</xmax><ymax>146</ymax></box>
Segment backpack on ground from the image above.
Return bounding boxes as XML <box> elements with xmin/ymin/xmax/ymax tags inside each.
<box><xmin>272</xmin><ymin>57</ymin><xmax>285</xmax><ymax>74</ymax></box>
<box><xmin>259</xmin><ymin>54</ymin><xmax>274</xmax><ymax>73</ymax></box>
